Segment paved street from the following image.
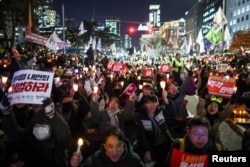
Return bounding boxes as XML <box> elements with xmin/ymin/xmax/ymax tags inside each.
<box><xmin>185</xmin><ymin>95</ymin><xmax>243</xmax><ymax>151</ymax></box>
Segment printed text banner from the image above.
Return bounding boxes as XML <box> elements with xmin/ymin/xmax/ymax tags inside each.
<box><xmin>208</xmin><ymin>75</ymin><xmax>236</xmax><ymax>98</ymax></box>
<box><xmin>8</xmin><ymin>70</ymin><xmax>54</xmax><ymax>104</ymax></box>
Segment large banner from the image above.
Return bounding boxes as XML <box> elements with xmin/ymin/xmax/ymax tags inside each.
<box><xmin>207</xmin><ymin>75</ymin><xmax>236</xmax><ymax>98</ymax></box>
<box><xmin>25</xmin><ymin>33</ymin><xmax>47</xmax><ymax>45</ymax></box>
<box><xmin>8</xmin><ymin>70</ymin><xmax>54</xmax><ymax>104</ymax></box>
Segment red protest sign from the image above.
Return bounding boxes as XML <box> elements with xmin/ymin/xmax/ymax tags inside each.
<box><xmin>107</xmin><ymin>62</ymin><xmax>114</xmax><ymax>70</ymax></box>
<box><xmin>207</xmin><ymin>75</ymin><xmax>236</xmax><ymax>98</ymax></box>
<box><xmin>111</xmin><ymin>62</ymin><xmax>126</xmax><ymax>72</ymax></box>
<box><xmin>159</xmin><ymin>64</ymin><xmax>172</xmax><ymax>73</ymax></box>
<box><xmin>142</xmin><ymin>68</ymin><xmax>154</xmax><ymax>77</ymax></box>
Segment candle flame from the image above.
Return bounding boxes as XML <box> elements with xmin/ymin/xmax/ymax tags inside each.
<box><xmin>78</xmin><ymin>138</ymin><xmax>83</xmax><ymax>146</ymax></box>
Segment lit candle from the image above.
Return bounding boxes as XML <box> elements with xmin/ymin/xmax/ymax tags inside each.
<box><xmin>54</xmin><ymin>77</ymin><xmax>60</xmax><ymax>84</ymax></box>
<box><xmin>93</xmin><ymin>86</ymin><xmax>98</xmax><ymax>93</ymax></box>
<box><xmin>233</xmin><ymin>87</ymin><xmax>237</xmax><ymax>93</ymax></box>
<box><xmin>73</xmin><ymin>84</ymin><xmax>78</xmax><ymax>92</ymax></box>
<box><xmin>160</xmin><ymin>81</ymin><xmax>166</xmax><ymax>89</ymax></box>
<box><xmin>139</xmin><ymin>84</ymin><xmax>143</xmax><ymax>89</ymax></box>
<box><xmin>77</xmin><ymin>138</ymin><xmax>84</xmax><ymax>153</ymax></box>
<box><xmin>2</xmin><ymin>76</ymin><xmax>8</xmax><ymax>84</ymax></box>
<box><xmin>8</xmin><ymin>86</ymin><xmax>12</xmax><ymax>93</ymax></box>
<box><xmin>137</xmin><ymin>76</ymin><xmax>141</xmax><ymax>80</ymax></box>
<box><xmin>120</xmin><ymin>81</ymin><xmax>124</xmax><ymax>87</ymax></box>
<box><xmin>166</xmin><ymin>74</ymin><xmax>169</xmax><ymax>79</ymax></box>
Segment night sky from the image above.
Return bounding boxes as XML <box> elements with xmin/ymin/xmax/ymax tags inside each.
<box><xmin>53</xmin><ymin>0</ymin><xmax>197</xmax><ymax>46</ymax></box>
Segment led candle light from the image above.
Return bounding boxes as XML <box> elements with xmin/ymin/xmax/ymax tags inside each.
<box><xmin>73</xmin><ymin>84</ymin><xmax>78</xmax><ymax>92</ymax></box>
<box><xmin>160</xmin><ymin>81</ymin><xmax>166</xmax><ymax>89</ymax></box>
<box><xmin>1</xmin><ymin>76</ymin><xmax>8</xmax><ymax>92</ymax></box>
<box><xmin>93</xmin><ymin>86</ymin><xmax>98</xmax><ymax>93</ymax></box>
<box><xmin>166</xmin><ymin>74</ymin><xmax>169</xmax><ymax>79</ymax></box>
<box><xmin>120</xmin><ymin>81</ymin><xmax>124</xmax><ymax>87</ymax></box>
<box><xmin>54</xmin><ymin>77</ymin><xmax>60</xmax><ymax>84</ymax></box>
<box><xmin>8</xmin><ymin>86</ymin><xmax>12</xmax><ymax>93</ymax></box>
<box><xmin>77</xmin><ymin>138</ymin><xmax>84</xmax><ymax>153</ymax></box>
<box><xmin>2</xmin><ymin>76</ymin><xmax>8</xmax><ymax>84</ymax></box>
<box><xmin>139</xmin><ymin>84</ymin><xmax>143</xmax><ymax>89</ymax></box>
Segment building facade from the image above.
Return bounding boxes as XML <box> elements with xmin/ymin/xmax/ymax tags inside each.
<box><xmin>226</xmin><ymin>0</ymin><xmax>250</xmax><ymax>34</ymax></box>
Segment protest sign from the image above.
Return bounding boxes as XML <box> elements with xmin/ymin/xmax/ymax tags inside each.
<box><xmin>8</xmin><ymin>70</ymin><xmax>54</xmax><ymax>104</ymax></box>
<box><xmin>159</xmin><ymin>64</ymin><xmax>172</xmax><ymax>73</ymax></box>
<box><xmin>121</xmin><ymin>83</ymin><xmax>137</xmax><ymax>96</ymax></box>
<box><xmin>207</xmin><ymin>75</ymin><xmax>236</xmax><ymax>98</ymax></box>
<box><xmin>142</xmin><ymin>68</ymin><xmax>154</xmax><ymax>77</ymax></box>
<box><xmin>216</xmin><ymin>64</ymin><xmax>228</xmax><ymax>73</ymax></box>
<box><xmin>111</xmin><ymin>62</ymin><xmax>126</xmax><ymax>72</ymax></box>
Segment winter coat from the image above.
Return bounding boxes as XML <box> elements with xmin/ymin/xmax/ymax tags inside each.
<box><xmin>196</xmin><ymin>98</ymin><xmax>235</xmax><ymax>142</ymax></box>
<box><xmin>81</xmin><ymin>139</ymin><xmax>144</xmax><ymax>167</ymax></box>
<box><xmin>2</xmin><ymin>110</ymin><xmax>71</xmax><ymax>167</ymax></box>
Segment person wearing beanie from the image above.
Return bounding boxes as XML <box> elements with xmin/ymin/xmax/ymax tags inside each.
<box><xmin>0</xmin><ymin>96</ymin><xmax>71</xmax><ymax>167</ymax></box>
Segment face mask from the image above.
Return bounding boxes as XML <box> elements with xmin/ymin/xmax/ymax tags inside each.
<box><xmin>33</xmin><ymin>125</ymin><xmax>51</xmax><ymax>141</ymax></box>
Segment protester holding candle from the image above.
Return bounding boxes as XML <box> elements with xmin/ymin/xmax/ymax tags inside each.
<box><xmin>85</xmin><ymin>93</ymin><xmax>136</xmax><ymax>160</ymax></box>
<box><xmin>134</xmin><ymin>84</ymin><xmax>155</xmax><ymax>113</ymax></box>
<box><xmin>70</xmin><ymin>126</ymin><xmax>144</xmax><ymax>167</ymax></box>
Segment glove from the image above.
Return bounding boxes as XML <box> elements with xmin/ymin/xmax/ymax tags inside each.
<box><xmin>0</xmin><ymin>93</ymin><xmax>11</xmax><ymax>115</ymax></box>
<box><xmin>42</xmin><ymin>98</ymin><xmax>55</xmax><ymax>119</ymax></box>
<box><xmin>230</xmin><ymin>93</ymin><xmax>237</xmax><ymax>105</ymax></box>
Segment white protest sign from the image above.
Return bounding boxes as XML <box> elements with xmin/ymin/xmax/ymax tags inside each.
<box><xmin>8</xmin><ymin>70</ymin><xmax>54</xmax><ymax>104</ymax></box>
<box><xmin>216</xmin><ymin>64</ymin><xmax>228</xmax><ymax>73</ymax></box>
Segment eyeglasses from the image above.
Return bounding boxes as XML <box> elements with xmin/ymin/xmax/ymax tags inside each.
<box><xmin>191</xmin><ymin>131</ymin><xmax>208</xmax><ymax>139</ymax></box>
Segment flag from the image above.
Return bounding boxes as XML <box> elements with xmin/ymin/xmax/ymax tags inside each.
<box><xmin>110</xmin><ymin>42</ymin><xmax>116</xmax><ymax>52</ymax></box>
<box><xmin>224</xmin><ymin>26</ymin><xmax>232</xmax><ymax>50</ymax></box>
<box><xmin>213</xmin><ymin>7</ymin><xmax>228</xmax><ymax>32</ymax></box>
<box><xmin>78</xmin><ymin>21</ymin><xmax>87</xmax><ymax>36</ymax></box>
<box><xmin>187</xmin><ymin>34</ymin><xmax>192</xmax><ymax>54</ymax></box>
<box><xmin>196</xmin><ymin>29</ymin><xmax>205</xmax><ymax>53</ymax></box>
<box><xmin>96</xmin><ymin>38</ymin><xmax>102</xmax><ymax>51</ymax></box>
<box><xmin>92</xmin><ymin>36</ymin><xmax>96</xmax><ymax>50</ymax></box>
<box><xmin>45</xmin><ymin>32</ymin><xmax>59</xmax><ymax>50</ymax></box>
<box><xmin>180</xmin><ymin>36</ymin><xmax>188</xmax><ymax>54</ymax></box>
<box><xmin>27</xmin><ymin>3</ymin><xmax>32</xmax><ymax>35</ymax></box>
<box><xmin>45</xmin><ymin>31</ymin><xmax>71</xmax><ymax>50</ymax></box>
<box><xmin>205</xmin><ymin>28</ymin><xmax>222</xmax><ymax>44</ymax></box>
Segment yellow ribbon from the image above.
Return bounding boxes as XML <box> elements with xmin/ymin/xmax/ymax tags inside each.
<box><xmin>210</xmin><ymin>95</ymin><xmax>222</xmax><ymax>104</ymax></box>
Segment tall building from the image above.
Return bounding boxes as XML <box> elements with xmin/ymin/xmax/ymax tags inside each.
<box><xmin>149</xmin><ymin>5</ymin><xmax>161</xmax><ymax>28</ymax></box>
<box><xmin>105</xmin><ymin>17</ymin><xmax>121</xmax><ymax>36</ymax></box>
<box><xmin>201</xmin><ymin>0</ymin><xmax>223</xmax><ymax>33</ymax></box>
<box><xmin>226</xmin><ymin>0</ymin><xmax>250</xmax><ymax>34</ymax></box>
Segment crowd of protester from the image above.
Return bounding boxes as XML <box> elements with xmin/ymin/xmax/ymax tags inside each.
<box><xmin>0</xmin><ymin>45</ymin><xmax>250</xmax><ymax>166</ymax></box>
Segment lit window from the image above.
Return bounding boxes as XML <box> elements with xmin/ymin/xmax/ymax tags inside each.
<box><xmin>242</xmin><ymin>7</ymin><xmax>245</xmax><ymax>13</ymax></box>
<box><xmin>237</xmin><ymin>9</ymin><xmax>241</xmax><ymax>15</ymax></box>
<box><xmin>246</xmin><ymin>5</ymin><xmax>249</xmax><ymax>11</ymax></box>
